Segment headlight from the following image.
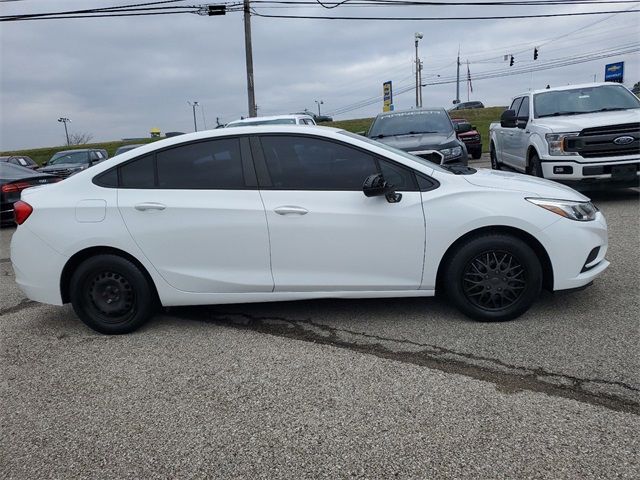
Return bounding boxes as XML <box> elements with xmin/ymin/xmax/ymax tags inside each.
<box><xmin>545</xmin><ymin>133</ymin><xmax>579</xmax><ymax>156</ymax></box>
<box><xmin>440</xmin><ymin>146</ymin><xmax>462</xmax><ymax>159</ymax></box>
<box><xmin>526</xmin><ymin>198</ymin><xmax>598</xmax><ymax>221</ymax></box>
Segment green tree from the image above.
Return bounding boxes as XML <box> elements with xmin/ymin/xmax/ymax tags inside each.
<box><xmin>633</xmin><ymin>82</ymin><xmax>640</xmax><ymax>95</ymax></box>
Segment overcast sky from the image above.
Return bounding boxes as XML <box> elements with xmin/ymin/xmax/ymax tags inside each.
<box><xmin>1</xmin><ymin>0</ymin><xmax>638</xmax><ymax>150</ymax></box>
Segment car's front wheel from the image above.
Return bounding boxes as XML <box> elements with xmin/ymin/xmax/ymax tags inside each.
<box><xmin>443</xmin><ymin>234</ymin><xmax>542</xmax><ymax>322</ymax></box>
<box><xmin>70</xmin><ymin>254</ymin><xmax>156</xmax><ymax>334</ymax></box>
<box><xmin>490</xmin><ymin>144</ymin><xmax>501</xmax><ymax>170</ymax></box>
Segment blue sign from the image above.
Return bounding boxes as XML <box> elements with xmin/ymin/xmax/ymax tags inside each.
<box><xmin>604</xmin><ymin>62</ymin><xmax>624</xmax><ymax>83</ymax></box>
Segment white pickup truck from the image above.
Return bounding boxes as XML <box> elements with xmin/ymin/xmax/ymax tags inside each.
<box><xmin>489</xmin><ymin>82</ymin><xmax>639</xmax><ymax>189</ymax></box>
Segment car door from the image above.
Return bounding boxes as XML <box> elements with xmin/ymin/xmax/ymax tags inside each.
<box><xmin>116</xmin><ymin>137</ymin><xmax>273</xmax><ymax>294</ymax></box>
<box><xmin>253</xmin><ymin>134</ymin><xmax>426</xmax><ymax>292</ymax></box>
<box><xmin>512</xmin><ymin>96</ymin><xmax>531</xmax><ymax>171</ymax></box>
<box><xmin>500</xmin><ymin>97</ymin><xmax>524</xmax><ymax>168</ymax></box>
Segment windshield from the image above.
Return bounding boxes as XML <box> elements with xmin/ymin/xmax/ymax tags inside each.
<box><xmin>534</xmin><ymin>84</ymin><xmax>640</xmax><ymax>118</ymax></box>
<box><xmin>48</xmin><ymin>151</ymin><xmax>89</xmax><ymax>165</ymax></box>
<box><xmin>339</xmin><ymin>131</ymin><xmax>452</xmax><ymax>174</ymax></box>
<box><xmin>368</xmin><ymin>110</ymin><xmax>454</xmax><ymax>138</ymax></box>
<box><xmin>227</xmin><ymin>118</ymin><xmax>297</xmax><ymax>127</ymax></box>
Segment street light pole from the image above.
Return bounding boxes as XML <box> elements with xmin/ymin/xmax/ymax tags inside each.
<box><xmin>315</xmin><ymin>100</ymin><xmax>324</xmax><ymax>116</ymax></box>
<box><xmin>57</xmin><ymin>117</ymin><xmax>70</xmax><ymax>146</ymax></box>
<box><xmin>243</xmin><ymin>0</ymin><xmax>257</xmax><ymax>117</ymax></box>
<box><xmin>414</xmin><ymin>32</ymin><xmax>423</xmax><ymax>108</ymax></box>
<box><xmin>188</xmin><ymin>101</ymin><xmax>199</xmax><ymax>132</ymax></box>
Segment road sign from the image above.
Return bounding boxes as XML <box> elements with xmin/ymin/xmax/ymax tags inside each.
<box><xmin>604</xmin><ymin>62</ymin><xmax>624</xmax><ymax>83</ymax></box>
<box><xmin>383</xmin><ymin>81</ymin><xmax>393</xmax><ymax>112</ymax></box>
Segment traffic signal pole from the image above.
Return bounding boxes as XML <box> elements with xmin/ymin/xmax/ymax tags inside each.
<box><xmin>243</xmin><ymin>0</ymin><xmax>257</xmax><ymax>117</ymax></box>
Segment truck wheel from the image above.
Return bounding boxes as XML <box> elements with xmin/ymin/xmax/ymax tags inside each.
<box><xmin>529</xmin><ymin>153</ymin><xmax>544</xmax><ymax>178</ymax></box>
<box><xmin>490</xmin><ymin>145</ymin><xmax>501</xmax><ymax>170</ymax></box>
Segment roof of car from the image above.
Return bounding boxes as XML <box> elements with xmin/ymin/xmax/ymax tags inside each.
<box><xmin>375</xmin><ymin>107</ymin><xmax>446</xmax><ymax>118</ymax></box>
<box><xmin>522</xmin><ymin>82</ymin><xmax>620</xmax><ymax>97</ymax></box>
<box><xmin>227</xmin><ymin>114</ymin><xmax>314</xmax><ymax>125</ymax></box>
<box><xmin>53</xmin><ymin>149</ymin><xmax>92</xmax><ymax>154</ymax></box>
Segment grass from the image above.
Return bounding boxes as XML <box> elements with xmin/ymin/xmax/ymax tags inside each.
<box><xmin>2</xmin><ymin>106</ymin><xmax>507</xmax><ymax>161</ymax></box>
<box><xmin>325</xmin><ymin>106</ymin><xmax>506</xmax><ymax>153</ymax></box>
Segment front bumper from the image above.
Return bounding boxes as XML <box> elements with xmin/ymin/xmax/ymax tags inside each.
<box><xmin>542</xmin><ymin>212</ymin><xmax>609</xmax><ymax>291</ymax></box>
<box><xmin>540</xmin><ymin>156</ymin><xmax>639</xmax><ymax>188</ymax></box>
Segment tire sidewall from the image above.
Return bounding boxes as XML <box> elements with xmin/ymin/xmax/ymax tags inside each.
<box><xmin>490</xmin><ymin>145</ymin><xmax>500</xmax><ymax>170</ymax></box>
<box><xmin>530</xmin><ymin>154</ymin><xmax>544</xmax><ymax>178</ymax></box>
<box><xmin>70</xmin><ymin>255</ymin><xmax>154</xmax><ymax>334</ymax></box>
<box><xmin>444</xmin><ymin>235</ymin><xmax>542</xmax><ymax>322</ymax></box>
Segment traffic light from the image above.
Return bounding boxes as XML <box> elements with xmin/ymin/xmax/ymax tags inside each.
<box><xmin>510</xmin><ymin>55</ymin><xmax>514</xmax><ymax>67</ymax></box>
<box><xmin>534</xmin><ymin>48</ymin><xmax>539</xmax><ymax>60</ymax></box>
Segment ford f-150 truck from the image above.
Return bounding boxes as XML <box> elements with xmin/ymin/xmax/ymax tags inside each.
<box><xmin>489</xmin><ymin>83</ymin><xmax>640</xmax><ymax>189</ymax></box>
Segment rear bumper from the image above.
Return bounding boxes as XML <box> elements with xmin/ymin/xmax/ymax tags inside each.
<box><xmin>10</xmin><ymin>225</ymin><xmax>66</xmax><ymax>305</ymax></box>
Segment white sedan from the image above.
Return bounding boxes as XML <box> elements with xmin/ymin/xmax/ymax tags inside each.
<box><xmin>10</xmin><ymin>126</ymin><xmax>608</xmax><ymax>334</ymax></box>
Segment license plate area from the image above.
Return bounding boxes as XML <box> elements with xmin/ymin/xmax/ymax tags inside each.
<box><xmin>611</xmin><ymin>165</ymin><xmax>637</xmax><ymax>180</ymax></box>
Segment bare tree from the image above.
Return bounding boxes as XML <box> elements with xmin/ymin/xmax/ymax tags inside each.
<box><xmin>68</xmin><ymin>132</ymin><xmax>94</xmax><ymax>145</ymax></box>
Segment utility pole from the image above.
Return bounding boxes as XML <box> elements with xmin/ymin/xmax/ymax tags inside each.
<box><xmin>57</xmin><ymin>117</ymin><xmax>70</xmax><ymax>146</ymax></box>
<box><xmin>244</xmin><ymin>0</ymin><xmax>257</xmax><ymax>117</ymax></box>
<box><xmin>414</xmin><ymin>32</ymin><xmax>423</xmax><ymax>108</ymax></box>
<box><xmin>418</xmin><ymin>60</ymin><xmax>423</xmax><ymax>107</ymax></box>
<box><xmin>315</xmin><ymin>100</ymin><xmax>324</xmax><ymax>116</ymax></box>
<box><xmin>455</xmin><ymin>48</ymin><xmax>461</xmax><ymax>105</ymax></box>
<box><xmin>188</xmin><ymin>101</ymin><xmax>199</xmax><ymax>131</ymax></box>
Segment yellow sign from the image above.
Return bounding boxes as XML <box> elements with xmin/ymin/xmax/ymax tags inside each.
<box><xmin>383</xmin><ymin>81</ymin><xmax>393</xmax><ymax>112</ymax></box>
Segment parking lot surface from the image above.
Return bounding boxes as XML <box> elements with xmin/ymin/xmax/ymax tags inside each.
<box><xmin>1</xmin><ymin>170</ymin><xmax>639</xmax><ymax>478</ymax></box>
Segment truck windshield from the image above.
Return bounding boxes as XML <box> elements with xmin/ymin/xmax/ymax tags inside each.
<box><xmin>368</xmin><ymin>110</ymin><xmax>453</xmax><ymax>138</ymax></box>
<box><xmin>534</xmin><ymin>84</ymin><xmax>640</xmax><ymax>118</ymax></box>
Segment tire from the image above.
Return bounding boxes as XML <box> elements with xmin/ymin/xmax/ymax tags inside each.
<box><xmin>472</xmin><ymin>150</ymin><xmax>482</xmax><ymax>160</ymax></box>
<box><xmin>490</xmin><ymin>144</ymin><xmax>501</xmax><ymax>170</ymax></box>
<box><xmin>529</xmin><ymin>153</ymin><xmax>544</xmax><ymax>178</ymax></box>
<box><xmin>70</xmin><ymin>254</ymin><xmax>156</xmax><ymax>334</ymax></box>
<box><xmin>443</xmin><ymin>234</ymin><xmax>542</xmax><ymax>322</ymax></box>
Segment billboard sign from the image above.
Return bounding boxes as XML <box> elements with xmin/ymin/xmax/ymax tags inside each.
<box><xmin>604</xmin><ymin>62</ymin><xmax>624</xmax><ymax>83</ymax></box>
<box><xmin>383</xmin><ymin>81</ymin><xmax>393</xmax><ymax>112</ymax></box>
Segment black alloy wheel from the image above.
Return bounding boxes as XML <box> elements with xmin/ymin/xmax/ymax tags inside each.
<box><xmin>529</xmin><ymin>153</ymin><xmax>544</xmax><ymax>178</ymax></box>
<box><xmin>444</xmin><ymin>233</ymin><xmax>542</xmax><ymax>322</ymax></box>
<box><xmin>490</xmin><ymin>145</ymin><xmax>501</xmax><ymax>170</ymax></box>
<box><xmin>70</xmin><ymin>254</ymin><xmax>156</xmax><ymax>334</ymax></box>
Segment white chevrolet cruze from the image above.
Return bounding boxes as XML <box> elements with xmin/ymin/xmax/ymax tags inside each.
<box><xmin>11</xmin><ymin>126</ymin><xmax>608</xmax><ymax>334</ymax></box>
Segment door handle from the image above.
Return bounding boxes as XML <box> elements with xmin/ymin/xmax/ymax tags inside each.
<box><xmin>274</xmin><ymin>206</ymin><xmax>308</xmax><ymax>216</ymax></box>
<box><xmin>134</xmin><ymin>202</ymin><xmax>166</xmax><ymax>211</ymax></box>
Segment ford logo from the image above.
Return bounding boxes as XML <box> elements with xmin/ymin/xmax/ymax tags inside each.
<box><xmin>613</xmin><ymin>136</ymin><xmax>635</xmax><ymax>145</ymax></box>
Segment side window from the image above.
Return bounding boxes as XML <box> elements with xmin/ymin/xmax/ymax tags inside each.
<box><xmin>156</xmin><ymin>138</ymin><xmax>244</xmax><ymax>189</ymax></box>
<box><xmin>378</xmin><ymin>158</ymin><xmax>416</xmax><ymax>191</ymax></box>
<box><xmin>517</xmin><ymin>97</ymin><xmax>530</xmax><ymax>121</ymax></box>
<box><xmin>119</xmin><ymin>154</ymin><xmax>155</xmax><ymax>188</ymax></box>
<box><xmin>509</xmin><ymin>97</ymin><xmax>523</xmax><ymax>112</ymax></box>
<box><xmin>260</xmin><ymin>135</ymin><xmax>378</xmax><ymax>190</ymax></box>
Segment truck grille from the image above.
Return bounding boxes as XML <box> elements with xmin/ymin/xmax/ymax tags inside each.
<box><xmin>565</xmin><ymin>123</ymin><xmax>640</xmax><ymax>159</ymax></box>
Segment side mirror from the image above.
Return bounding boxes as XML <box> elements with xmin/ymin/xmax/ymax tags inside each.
<box><xmin>453</xmin><ymin>123</ymin><xmax>460</xmax><ymax>132</ymax></box>
<box><xmin>500</xmin><ymin>109</ymin><xmax>517</xmax><ymax>128</ymax></box>
<box><xmin>471</xmin><ymin>125</ymin><xmax>477</xmax><ymax>130</ymax></box>
<box><xmin>362</xmin><ymin>174</ymin><xmax>402</xmax><ymax>203</ymax></box>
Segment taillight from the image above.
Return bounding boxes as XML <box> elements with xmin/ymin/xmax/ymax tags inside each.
<box><xmin>1</xmin><ymin>181</ymin><xmax>32</xmax><ymax>193</ymax></box>
<box><xmin>13</xmin><ymin>200</ymin><xmax>33</xmax><ymax>225</ymax></box>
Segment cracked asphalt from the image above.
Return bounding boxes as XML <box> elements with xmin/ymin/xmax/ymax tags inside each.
<box><xmin>1</xmin><ymin>178</ymin><xmax>639</xmax><ymax>479</ymax></box>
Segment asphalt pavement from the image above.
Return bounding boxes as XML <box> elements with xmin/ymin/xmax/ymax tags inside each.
<box><xmin>1</xmin><ymin>164</ymin><xmax>639</xmax><ymax>479</ymax></box>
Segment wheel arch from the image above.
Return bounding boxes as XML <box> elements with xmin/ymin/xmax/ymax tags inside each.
<box><xmin>435</xmin><ymin>225</ymin><xmax>554</xmax><ymax>293</ymax></box>
<box><xmin>60</xmin><ymin>246</ymin><xmax>160</xmax><ymax>305</ymax></box>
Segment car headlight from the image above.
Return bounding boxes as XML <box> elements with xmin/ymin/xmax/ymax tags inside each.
<box><xmin>545</xmin><ymin>133</ymin><xmax>579</xmax><ymax>156</ymax></box>
<box><xmin>526</xmin><ymin>198</ymin><xmax>598</xmax><ymax>221</ymax></box>
<box><xmin>439</xmin><ymin>146</ymin><xmax>462</xmax><ymax>159</ymax></box>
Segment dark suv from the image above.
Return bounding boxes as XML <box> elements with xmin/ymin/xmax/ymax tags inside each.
<box><xmin>450</xmin><ymin>101</ymin><xmax>485</xmax><ymax>111</ymax></box>
<box><xmin>367</xmin><ymin>108</ymin><xmax>468</xmax><ymax>165</ymax></box>
<box><xmin>39</xmin><ymin>149</ymin><xmax>107</xmax><ymax>178</ymax></box>
<box><xmin>451</xmin><ymin>118</ymin><xmax>482</xmax><ymax>159</ymax></box>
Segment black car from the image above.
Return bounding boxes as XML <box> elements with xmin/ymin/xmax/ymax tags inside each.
<box><xmin>1</xmin><ymin>163</ymin><xmax>61</xmax><ymax>226</ymax></box>
<box><xmin>293</xmin><ymin>111</ymin><xmax>333</xmax><ymax>123</ymax></box>
<box><xmin>367</xmin><ymin>108</ymin><xmax>468</xmax><ymax>165</ymax></box>
<box><xmin>114</xmin><ymin>144</ymin><xmax>144</xmax><ymax>156</ymax></box>
<box><xmin>39</xmin><ymin>149</ymin><xmax>107</xmax><ymax>178</ymax></box>
<box><xmin>0</xmin><ymin>155</ymin><xmax>38</xmax><ymax>170</ymax></box>
<box><xmin>449</xmin><ymin>101</ymin><xmax>485</xmax><ymax>111</ymax></box>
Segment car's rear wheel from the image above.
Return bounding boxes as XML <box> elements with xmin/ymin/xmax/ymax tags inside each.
<box><xmin>70</xmin><ymin>254</ymin><xmax>155</xmax><ymax>334</ymax></box>
<box><xmin>443</xmin><ymin>234</ymin><xmax>542</xmax><ymax>322</ymax></box>
<box><xmin>490</xmin><ymin>144</ymin><xmax>501</xmax><ymax>170</ymax></box>
<box><xmin>472</xmin><ymin>150</ymin><xmax>482</xmax><ymax>160</ymax></box>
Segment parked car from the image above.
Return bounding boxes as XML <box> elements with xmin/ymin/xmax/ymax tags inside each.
<box><xmin>114</xmin><ymin>144</ymin><xmax>144</xmax><ymax>156</ymax></box>
<box><xmin>11</xmin><ymin>125</ymin><xmax>608</xmax><ymax>334</ymax></box>
<box><xmin>367</xmin><ymin>108</ymin><xmax>468</xmax><ymax>165</ymax></box>
<box><xmin>451</xmin><ymin>118</ymin><xmax>482</xmax><ymax>159</ymax></box>
<box><xmin>293</xmin><ymin>111</ymin><xmax>333</xmax><ymax>123</ymax></box>
<box><xmin>39</xmin><ymin>149</ymin><xmax>107</xmax><ymax>178</ymax></box>
<box><xmin>1</xmin><ymin>163</ymin><xmax>61</xmax><ymax>226</ymax></box>
<box><xmin>226</xmin><ymin>114</ymin><xmax>316</xmax><ymax>127</ymax></box>
<box><xmin>0</xmin><ymin>155</ymin><xmax>38</xmax><ymax>170</ymax></box>
<box><xmin>489</xmin><ymin>82</ymin><xmax>640</xmax><ymax>189</ymax></box>
<box><xmin>450</xmin><ymin>101</ymin><xmax>485</xmax><ymax>111</ymax></box>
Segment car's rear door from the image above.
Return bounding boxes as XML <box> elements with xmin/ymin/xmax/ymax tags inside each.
<box><xmin>117</xmin><ymin>137</ymin><xmax>273</xmax><ymax>294</ymax></box>
<box><xmin>252</xmin><ymin>134</ymin><xmax>425</xmax><ymax>292</ymax></box>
